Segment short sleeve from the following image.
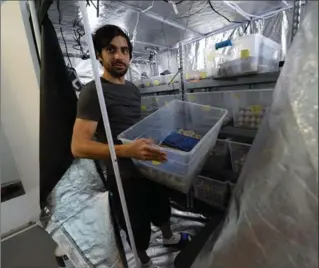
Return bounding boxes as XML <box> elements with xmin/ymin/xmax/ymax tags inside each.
<box><xmin>77</xmin><ymin>82</ymin><xmax>101</xmax><ymax>122</ymax></box>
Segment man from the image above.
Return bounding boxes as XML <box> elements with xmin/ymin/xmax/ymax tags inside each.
<box><xmin>71</xmin><ymin>25</ymin><xmax>190</xmax><ymax>268</ymax></box>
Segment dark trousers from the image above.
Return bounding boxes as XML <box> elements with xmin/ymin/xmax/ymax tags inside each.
<box><xmin>108</xmin><ymin>175</ymin><xmax>171</xmax><ymax>251</ymax></box>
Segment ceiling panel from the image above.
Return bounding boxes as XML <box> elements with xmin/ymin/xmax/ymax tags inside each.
<box><xmin>48</xmin><ymin>0</ymin><xmax>295</xmax><ymax>57</ymax></box>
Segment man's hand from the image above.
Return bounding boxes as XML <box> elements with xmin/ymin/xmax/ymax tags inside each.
<box><xmin>124</xmin><ymin>139</ymin><xmax>167</xmax><ymax>162</ymax></box>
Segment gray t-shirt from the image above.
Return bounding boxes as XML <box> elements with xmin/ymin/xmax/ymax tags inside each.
<box><xmin>77</xmin><ymin>77</ymin><xmax>141</xmax><ymax>177</ymax></box>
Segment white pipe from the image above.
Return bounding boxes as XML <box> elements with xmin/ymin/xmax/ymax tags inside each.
<box><xmin>28</xmin><ymin>0</ymin><xmax>41</xmax><ymax>59</ymax></box>
<box><xmin>223</xmin><ymin>1</ymin><xmax>251</xmax><ymax>20</ymax></box>
<box><xmin>79</xmin><ymin>2</ymin><xmax>141</xmax><ymax>268</ymax></box>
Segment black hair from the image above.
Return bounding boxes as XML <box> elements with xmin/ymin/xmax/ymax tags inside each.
<box><xmin>92</xmin><ymin>24</ymin><xmax>133</xmax><ymax>60</ymax></box>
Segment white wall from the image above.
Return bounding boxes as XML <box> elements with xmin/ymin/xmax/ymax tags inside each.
<box><xmin>1</xmin><ymin>1</ymin><xmax>41</xmax><ymax>235</ymax></box>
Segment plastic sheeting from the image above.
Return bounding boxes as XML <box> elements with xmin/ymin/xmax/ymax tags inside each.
<box><xmin>191</xmin><ymin>2</ymin><xmax>318</xmax><ymax>267</ymax></box>
<box><xmin>43</xmin><ymin>159</ymin><xmax>207</xmax><ymax>268</ymax></box>
<box><xmin>44</xmin><ymin>159</ymin><xmax>125</xmax><ymax>268</ymax></box>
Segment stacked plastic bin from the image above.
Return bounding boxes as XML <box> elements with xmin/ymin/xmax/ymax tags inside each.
<box><xmin>184</xmin><ymin>67</ymin><xmax>217</xmax><ymax>82</ymax></box>
<box><xmin>118</xmin><ymin>100</ymin><xmax>228</xmax><ymax>193</ymax></box>
<box><xmin>185</xmin><ymin>88</ymin><xmax>273</xmax><ymax>129</ymax></box>
<box><xmin>216</xmin><ymin>34</ymin><xmax>281</xmax><ymax>77</ymax></box>
<box><xmin>185</xmin><ymin>91</ymin><xmax>233</xmax><ymax>125</ymax></box>
<box><xmin>133</xmin><ymin>74</ymin><xmax>180</xmax><ymax>89</ymax></box>
<box><xmin>140</xmin><ymin>95</ymin><xmax>179</xmax><ymax>119</ymax></box>
<box><xmin>193</xmin><ymin>139</ymin><xmax>230</xmax><ymax>209</ymax></box>
<box><xmin>230</xmin><ymin>89</ymin><xmax>273</xmax><ymax>129</ymax></box>
<box><xmin>228</xmin><ymin>141</ymin><xmax>251</xmax><ymax>174</ymax></box>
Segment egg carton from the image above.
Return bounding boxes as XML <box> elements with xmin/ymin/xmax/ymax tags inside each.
<box><xmin>234</xmin><ymin>106</ymin><xmax>267</xmax><ymax>129</ymax></box>
<box><xmin>177</xmin><ymin>129</ymin><xmax>202</xmax><ymax>139</ymax></box>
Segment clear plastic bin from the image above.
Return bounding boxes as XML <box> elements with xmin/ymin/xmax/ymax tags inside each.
<box><xmin>137</xmin><ymin>75</ymin><xmax>180</xmax><ymax>88</ymax></box>
<box><xmin>230</xmin><ymin>89</ymin><xmax>273</xmax><ymax>129</ymax></box>
<box><xmin>201</xmin><ymin>139</ymin><xmax>229</xmax><ymax>176</ymax></box>
<box><xmin>228</xmin><ymin>141</ymin><xmax>251</xmax><ymax>174</ymax></box>
<box><xmin>194</xmin><ymin>175</ymin><xmax>229</xmax><ymax>209</ymax></box>
<box><xmin>118</xmin><ymin>100</ymin><xmax>228</xmax><ymax>193</ymax></box>
<box><xmin>141</xmin><ymin>78</ymin><xmax>153</xmax><ymax>88</ymax></box>
<box><xmin>217</xmin><ymin>34</ymin><xmax>281</xmax><ymax>77</ymax></box>
<box><xmin>165</xmin><ymin>74</ymin><xmax>180</xmax><ymax>85</ymax></box>
<box><xmin>140</xmin><ymin>95</ymin><xmax>179</xmax><ymax>119</ymax></box>
<box><xmin>132</xmin><ymin>79</ymin><xmax>142</xmax><ymax>88</ymax></box>
<box><xmin>185</xmin><ymin>91</ymin><xmax>233</xmax><ymax>125</ymax></box>
<box><xmin>185</xmin><ymin>68</ymin><xmax>217</xmax><ymax>82</ymax></box>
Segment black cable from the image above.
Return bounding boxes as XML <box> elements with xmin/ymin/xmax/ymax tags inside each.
<box><xmin>57</xmin><ymin>0</ymin><xmax>72</xmax><ymax>67</ymax></box>
<box><xmin>243</xmin><ymin>20</ymin><xmax>251</xmax><ymax>35</ymax></box>
<box><xmin>72</xmin><ymin>18</ymin><xmax>88</xmax><ymax>59</ymax></box>
<box><xmin>207</xmin><ymin>0</ymin><xmax>242</xmax><ymax>24</ymax></box>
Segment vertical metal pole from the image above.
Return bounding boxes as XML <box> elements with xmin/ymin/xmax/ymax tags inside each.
<box><xmin>281</xmin><ymin>11</ymin><xmax>289</xmax><ymax>60</ymax></box>
<box><xmin>129</xmin><ymin>67</ymin><xmax>133</xmax><ymax>82</ymax></box>
<box><xmin>178</xmin><ymin>42</ymin><xmax>185</xmax><ymax>101</ymax></box>
<box><xmin>291</xmin><ymin>0</ymin><xmax>302</xmax><ymax>43</ymax></box>
<box><xmin>79</xmin><ymin>2</ymin><xmax>140</xmax><ymax>268</ymax></box>
<box><xmin>178</xmin><ymin>42</ymin><xmax>194</xmax><ymax>209</ymax></box>
<box><xmin>28</xmin><ymin>0</ymin><xmax>41</xmax><ymax>60</ymax></box>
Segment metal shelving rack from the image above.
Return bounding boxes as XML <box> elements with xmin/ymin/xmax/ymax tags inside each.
<box><xmin>139</xmin><ymin>82</ymin><xmax>181</xmax><ymax>95</ymax></box>
<box><xmin>184</xmin><ymin>71</ymin><xmax>279</xmax><ymax>92</ymax></box>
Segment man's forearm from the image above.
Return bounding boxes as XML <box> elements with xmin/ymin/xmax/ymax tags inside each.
<box><xmin>71</xmin><ymin>139</ymin><xmax>129</xmax><ymax>160</ymax></box>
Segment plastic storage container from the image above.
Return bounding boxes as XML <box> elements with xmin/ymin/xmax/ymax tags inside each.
<box><xmin>230</xmin><ymin>89</ymin><xmax>273</xmax><ymax>129</ymax></box>
<box><xmin>185</xmin><ymin>91</ymin><xmax>233</xmax><ymax>125</ymax></box>
<box><xmin>201</xmin><ymin>139</ymin><xmax>229</xmax><ymax>176</ymax></box>
<box><xmin>118</xmin><ymin>100</ymin><xmax>228</xmax><ymax>193</ymax></box>
<box><xmin>134</xmin><ymin>74</ymin><xmax>180</xmax><ymax>88</ymax></box>
<box><xmin>185</xmin><ymin>67</ymin><xmax>217</xmax><ymax>82</ymax></box>
<box><xmin>141</xmin><ymin>78</ymin><xmax>153</xmax><ymax>88</ymax></box>
<box><xmin>140</xmin><ymin>95</ymin><xmax>179</xmax><ymax>119</ymax></box>
<box><xmin>194</xmin><ymin>175</ymin><xmax>230</xmax><ymax>209</ymax></box>
<box><xmin>216</xmin><ymin>34</ymin><xmax>281</xmax><ymax>77</ymax></box>
<box><xmin>228</xmin><ymin>141</ymin><xmax>251</xmax><ymax>174</ymax></box>
<box><xmin>164</xmin><ymin>74</ymin><xmax>180</xmax><ymax>85</ymax></box>
<box><xmin>132</xmin><ymin>79</ymin><xmax>142</xmax><ymax>88</ymax></box>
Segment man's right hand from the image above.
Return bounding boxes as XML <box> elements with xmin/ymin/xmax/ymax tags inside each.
<box><xmin>123</xmin><ymin>139</ymin><xmax>167</xmax><ymax>162</ymax></box>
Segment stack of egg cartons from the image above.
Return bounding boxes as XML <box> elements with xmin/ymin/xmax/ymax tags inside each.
<box><xmin>236</xmin><ymin>106</ymin><xmax>267</xmax><ymax>129</ymax></box>
<box><xmin>230</xmin><ymin>89</ymin><xmax>273</xmax><ymax>129</ymax></box>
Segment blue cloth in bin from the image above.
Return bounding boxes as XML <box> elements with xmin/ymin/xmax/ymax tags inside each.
<box><xmin>161</xmin><ymin>132</ymin><xmax>200</xmax><ymax>152</ymax></box>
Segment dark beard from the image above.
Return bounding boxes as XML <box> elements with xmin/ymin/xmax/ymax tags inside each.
<box><xmin>106</xmin><ymin>64</ymin><xmax>128</xmax><ymax>78</ymax></box>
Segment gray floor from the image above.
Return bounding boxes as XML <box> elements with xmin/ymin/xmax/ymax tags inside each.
<box><xmin>1</xmin><ymin>226</ymin><xmax>58</xmax><ymax>268</ymax></box>
<box><xmin>1</xmin><ymin>207</ymin><xmax>209</xmax><ymax>268</ymax></box>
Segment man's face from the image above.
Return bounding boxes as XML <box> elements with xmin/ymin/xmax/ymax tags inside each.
<box><xmin>99</xmin><ymin>36</ymin><xmax>130</xmax><ymax>78</ymax></box>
